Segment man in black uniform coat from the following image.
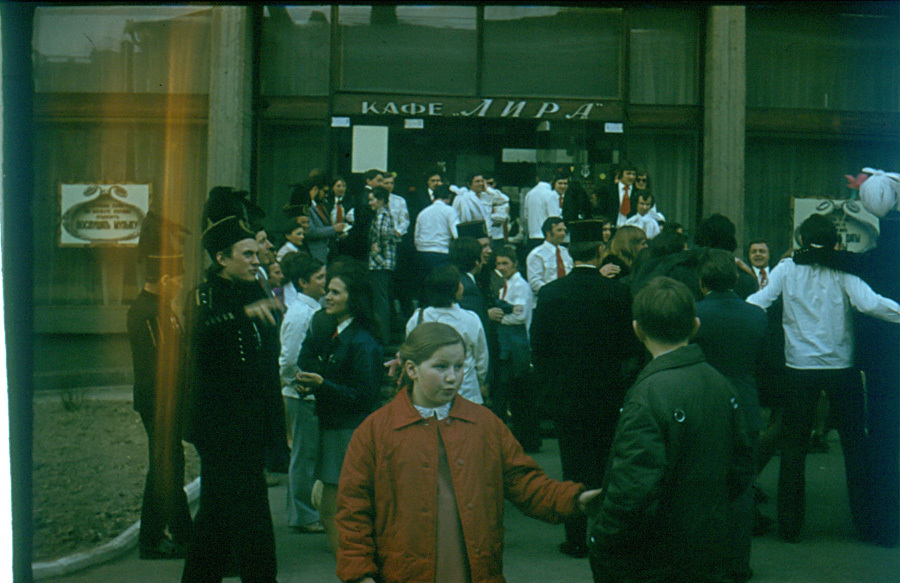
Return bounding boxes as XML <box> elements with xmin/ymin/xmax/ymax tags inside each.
<box><xmin>127</xmin><ymin>212</ymin><xmax>193</xmax><ymax>559</ymax></box>
<box><xmin>181</xmin><ymin>190</ymin><xmax>283</xmax><ymax>583</ymax></box>
<box><xmin>530</xmin><ymin>219</ymin><xmax>643</xmax><ymax>558</ymax></box>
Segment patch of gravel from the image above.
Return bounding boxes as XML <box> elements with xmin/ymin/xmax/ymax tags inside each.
<box><xmin>32</xmin><ymin>399</ymin><xmax>200</xmax><ymax>562</ymax></box>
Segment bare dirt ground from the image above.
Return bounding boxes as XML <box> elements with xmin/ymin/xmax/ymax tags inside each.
<box><xmin>32</xmin><ymin>398</ymin><xmax>200</xmax><ymax>562</ymax></box>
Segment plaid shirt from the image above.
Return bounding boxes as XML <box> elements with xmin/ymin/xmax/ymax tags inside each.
<box><xmin>368</xmin><ymin>206</ymin><xmax>398</xmax><ymax>271</ymax></box>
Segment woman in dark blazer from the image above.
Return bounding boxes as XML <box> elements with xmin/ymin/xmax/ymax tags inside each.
<box><xmin>296</xmin><ymin>264</ymin><xmax>382</xmax><ymax>553</ymax></box>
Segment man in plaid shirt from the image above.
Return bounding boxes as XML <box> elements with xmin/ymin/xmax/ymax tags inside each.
<box><xmin>368</xmin><ymin>186</ymin><xmax>400</xmax><ymax>343</ymax></box>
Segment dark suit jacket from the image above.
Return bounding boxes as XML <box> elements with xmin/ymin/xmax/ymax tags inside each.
<box><xmin>693</xmin><ymin>290</ymin><xmax>767</xmax><ymax>431</ymax></box>
<box><xmin>340</xmin><ymin>187</ymin><xmax>374</xmax><ymax>262</ymax></box>
<box><xmin>307</xmin><ymin>200</ymin><xmax>336</xmax><ymax>263</ymax></box>
<box><xmin>530</xmin><ymin>265</ymin><xmax>643</xmax><ymax>420</ymax></box>
<box><xmin>596</xmin><ymin>183</ymin><xmax>639</xmax><ymax>221</ymax></box>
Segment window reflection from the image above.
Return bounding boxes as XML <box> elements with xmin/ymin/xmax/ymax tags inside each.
<box><xmin>338</xmin><ymin>5</ymin><xmax>477</xmax><ymax>95</ymax></box>
<box><xmin>482</xmin><ymin>6</ymin><xmax>623</xmax><ymax>99</ymax></box>
<box><xmin>747</xmin><ymin>6</ymin><xmax>899</xmax><ymax>111</ymax></box>
<box><xmin>33</xmin><ymin>5</ymin><xmax>211</xmax><ymax>94</ymax></box>
<box><xmin>261</xmin><ymin>5</ymin><xmax>331</xmax><ymax>96</ymax></box>
<box><xmin>629</xmin><ymin>7</ymin><xmax>700</xmax><ymax>105</ymax></box>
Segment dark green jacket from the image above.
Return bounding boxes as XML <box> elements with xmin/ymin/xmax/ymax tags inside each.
<box><xmin>590</xmin><ymin>344</ymin><xmax>754</xmax><ymax>583</ymax></box>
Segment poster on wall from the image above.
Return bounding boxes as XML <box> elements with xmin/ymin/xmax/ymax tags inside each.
<box><xmin>351</xmin><ymin>125</ymin><xmax>388</xmax><ymax>174</ymax></box>
<box><xmin>792</xmin><ymin>197</ymin><xmax>880</xmax><ymax>253</ymax></box>
<box><xmin>58</xmin><ymin>184</ymin><xmax>151</xmax><ymax>247</ymax></box>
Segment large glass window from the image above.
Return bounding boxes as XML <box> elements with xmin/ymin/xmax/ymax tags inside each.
<box><xmin>629</xmin><ymin>7</ymin><xmax>700</xmax><ymax>105</ymax></box>
<box><xmin>747</xmin><ymin>4</ymin><xmax>899</xmax><ymax>111</ymax></box>
<box><xmin>482</xmin><ymin>7</ymin><xmax>623</xmax><ymax>99</ymax></box>
<box><xmin>626</xmin><ymin>131</ymin><xmax>700</xmax><ymax>235</ymax></box>
<box><xmin>33</xmin><ymin>5</ymin><xmax>211</xmax><ymax>94</ymax></box>
<box><xmin>337</xmin><ymin>5</ymin><xmax>477</xmax><ymax>95</ymax></box>
<box><xmin>261</xmin><ymin>5</ymin><xmax>331</xmax><ymax>96</ymax></box>
<box><xmin>744</xmin><ymin>136</ymin><xmax>900</xmax><ymax>257</ymax></box>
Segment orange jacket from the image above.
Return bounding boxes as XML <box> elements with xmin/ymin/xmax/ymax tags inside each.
<box><xmin>336</xmin><ymin>389</ymin><xmax>584</xmax><ymax>583</ymax></box>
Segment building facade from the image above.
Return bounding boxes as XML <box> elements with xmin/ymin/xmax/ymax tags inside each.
<box><xmin>25</xmin><ymin>3</ymin><xmax>900</xmax><ymax>389</ymax></box>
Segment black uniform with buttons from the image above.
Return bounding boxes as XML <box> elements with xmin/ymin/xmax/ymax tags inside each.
<box><xmin>181</xmin><ymin>274</ymin><xmax>281</xmax><ymax>583</ymax></box>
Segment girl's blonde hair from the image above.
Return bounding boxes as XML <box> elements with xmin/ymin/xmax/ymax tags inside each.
<box><xmin>603</xmin><ymin>225</ymin><xmax>646</xmax><ymax>267</ymax></box>
<box><xmin>396</xmin><ymin>322</ymin><xmax>466</xmax><ymax>388</ymax></box>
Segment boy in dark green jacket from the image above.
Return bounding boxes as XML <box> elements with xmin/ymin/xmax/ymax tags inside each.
<box><xmin>589</xmin><ymin>277</ymin><xmax>755</xmax><ymax>583</ymax></box>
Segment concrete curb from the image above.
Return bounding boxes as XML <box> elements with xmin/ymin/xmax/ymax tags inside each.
<box><xmin>32</xmin><ymin>478</ymin><xmax>201</xmax><ymax>580</ymax></box>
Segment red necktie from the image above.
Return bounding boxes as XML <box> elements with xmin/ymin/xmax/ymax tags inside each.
<box><xmin>336</xmin><ymin>201</ymin><xmax>343</xmax><ymax>223</ymax></box>
<box><xmin>315</xmin><ymin>203</ymin><xmax>328</xmax><ymax>224</ymax></box>
<box><xmin>556</xmin><ymin>246</ymin><xmax>566</xmax><ymax>279</ymax></box>
<box><xmin>620</xmin><ymin>185</ymin><xmax>630</xmax><ymax>216</ymax></box>
<box><xmin>559</xmin><ymin>194</ymin><xmax>564</xmax><ymax>209</ymax></box>
<box><xmin>501</xmin><ymin>280</ymin><xmax>508</xmax><ymax>300</ymax></box>
<box><xmin>759</xmin><ymin>268</ymin><xmax>768</xmax><ymax>288</ymax></box>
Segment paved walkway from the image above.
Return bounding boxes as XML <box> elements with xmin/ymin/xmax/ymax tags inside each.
<box><xmin>37</xmin><ymin>430</ymin><xmax>900</xmax><ymax>583</ymax></box>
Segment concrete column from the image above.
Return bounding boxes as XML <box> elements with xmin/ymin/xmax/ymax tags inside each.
<box><xmin>703</xmin><ymin>6</ymin><xmax>746</xmax><ymax>246</ymax></box>
<box><xmin>206</xmin><ymin>6</ymin><xmax>253</xmax><ymax>192</ymax></box>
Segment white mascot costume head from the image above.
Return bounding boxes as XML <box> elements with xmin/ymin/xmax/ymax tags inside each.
<box><xmin>859</xmin><ymin>167</ymin><xmax>900</xmax><ymax>218</ymax></box>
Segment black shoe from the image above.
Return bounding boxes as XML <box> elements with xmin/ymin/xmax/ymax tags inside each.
<box><xmin>752</xmin><ymin>512</ymin><xmax>774</xmax><ymax>536</ymax></box>
<box><xmin>139</xmin><ymin>539</ymin><xmax>184</xmax><ymax>560</ymax></box>
<box><xmin>559</xmin><ymin>541</ymin><xmax>588</xmax><ymax>558</ymax></box>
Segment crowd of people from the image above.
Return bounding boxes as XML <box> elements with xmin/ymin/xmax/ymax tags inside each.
<box><xmin>126</xmin><ymin>162</ymin><xmax>900</xmax><ymax>583</ymax></box>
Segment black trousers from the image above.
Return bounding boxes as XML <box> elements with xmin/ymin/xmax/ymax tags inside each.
<box><xmin>139</xmin><ymin>411</ymin><xmax>192</xmax><ymax>549</ymax></box>
<box><xmin>862</xmin><ymin>362</ymin><xmax>900</xmax><ymax>546</ymax></box>
<box><xmin>556</xmin><ymin>411</ymin><xmax>617</xmax><ymax>549</ymax></box>
<box><xmin>181</xmin><ymin>444</ymin><xmax>277</xmax><ymax>583</ymax></box>
<box><xmin>777</xmin><ymin>367</ymin><xmax>870</xmax><ymax>541</ymax></box>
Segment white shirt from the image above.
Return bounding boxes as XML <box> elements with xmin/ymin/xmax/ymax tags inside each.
<box><xmin>276</xmin><ymin>241</ymin><xmax>300</xmax><ymax>262</ymax></box>
<box><xmin>488</xmin><ymin>187</ymin><xmax>510</xmax><ymax>240</ymax></box>
<box><xmin>526</xmin><ymin>241</ymin><xmax>573</xmax><ymax>295</ymax></box>
<box><xmin>414</xmin><ymin>401</ymin><xmax>452</xmax><ymax>421</ymax></box>
<box><xmin>624</xmin><ymin>212</ymin><xmax>661</xmax><ymax>239</ymax></box>
<box><xmin>746</xmin><ymin>257</ymin><xmax>900</xmax><ymax>369</ymax></box>
<box><xmin>752</xmin><ymin>265</ymin><xmax>771</xmax><ymax>288</ymax></box>
<box><xmin>330</xmin><ymin>196</ymin><xmax>354</xmax><ymax>232</ymax></box>
<box><xmin>497</xmin><ymin>271</ymin><xmax>534</xmax><ymax>330</ymax></box>
<box><xmin>279</xmin><ymin>293</ymin><xmax>322</xmax><ymax>398</ymax></box>
<box><xmin>524</xmin><ymin>181</ymin><xmax>557</xmax><ymax>239</ymax></box>
<box><xmin>406</xmin><ymin>304</ymin><xmax>488</xmax><ymax>404</ymax></box>
<box><xmin>452</xmin><ymin>188</ymin><xmax>491</xmax><ymax>233</ymax></box>
<box><xmin>415</xmin><ymin>199</ymin><xmax>459</xmax><ymax>254</ymax></box>
<box><xmin>388</xmin><ymin>193</ymin><xmax>410</xmax><ymax>236</ymax></box>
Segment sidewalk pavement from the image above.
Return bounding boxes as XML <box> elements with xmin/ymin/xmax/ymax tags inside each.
<box><xmin>39</xmin><ymin>433</ymin><xmax>900</xmax><ymax>583</ymax></box>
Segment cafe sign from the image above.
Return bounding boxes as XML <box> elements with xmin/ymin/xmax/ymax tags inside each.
<box><xmin>59</xmin><ymin>183</ymin><xmax>150</xmax><ymax>247</ymax></box>
<box><xmin>333</xmin><ymin>94</ymin><xmax>623</xmax><ymax>122</ymax></box>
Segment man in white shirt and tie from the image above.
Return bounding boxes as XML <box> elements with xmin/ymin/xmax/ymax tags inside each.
<box><xmin>415</xmin><ymin>184</ymin><xmax>460</xmax><ymax>279</ymax></box>
<box><xmin>747</xmin><ymin>239</ymin><xmax>772</xmax><ymax>288</ymax></box>
<box><xmin>526</xmin><ymin>217</ymin><xmax>573</xmax><ymax>296</ymax></box>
